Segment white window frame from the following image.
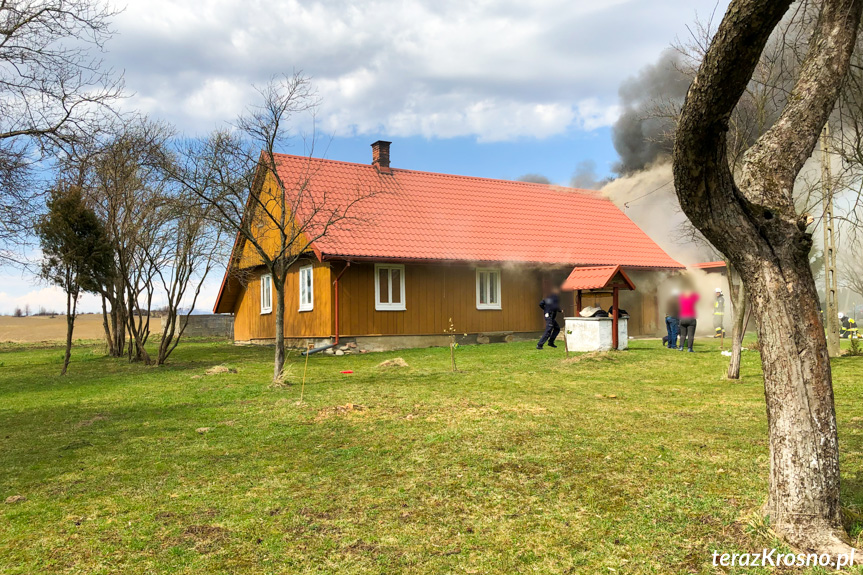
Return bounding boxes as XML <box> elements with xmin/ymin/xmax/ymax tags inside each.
<box><xmin>260</xmin><ymin>273</ymin><xmax>273</xmax><ymax>315</ymax></box>
<box><xmin>374</xmin><ymin>264</ymin><xmax>406</xmax><ymax>311</ymax></box>
<box><xmin>298</xmin><ymin>265</ymin><xmax>314</xmax><ymax>312</ymax></box>
<box><xmin>476</xmin><ymin>268</ymin><xmax>502</xmax><ymax>310</ymax></box>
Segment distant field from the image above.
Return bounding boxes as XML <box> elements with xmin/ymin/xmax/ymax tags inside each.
<box><xmin>0</xmin><ymin>315</ymin><xmax>111</xmax><ymax>343</ymax></box>
<box><xmin>0</xmin><ymin>315</ymin><xmax>159</xmax><ymax>343</ymax></box>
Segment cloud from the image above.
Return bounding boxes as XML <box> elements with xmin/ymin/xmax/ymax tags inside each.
<box><xmin>109</xmin><ymin>0</ymin><xmax>729</xmax><ymax>141</ymax></box>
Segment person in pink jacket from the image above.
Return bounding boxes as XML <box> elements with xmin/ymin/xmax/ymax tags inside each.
<box><xmin>678</xmin><ymin>290</ymin><xmax>700</xmax><ymax>352</ymax></box>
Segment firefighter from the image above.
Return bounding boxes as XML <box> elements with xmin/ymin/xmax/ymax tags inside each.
<box><xmin>849</xmin><ymin>317</ymin><xmax>859</xmax><ymax>339</ymax></box>
<box><xmin>713</xmin><ymin>287</ymin><xmax>725</xmax><ymax>338</ymax></box>
<box><xmin>840</xmin><ymin>313</ymin><xmax>850</xmax><ymax>338</ymax></box>
<box><xmin>537</xmin><ymin>287</ymin><xmax>562</xmax><ymax>349</ymax></box>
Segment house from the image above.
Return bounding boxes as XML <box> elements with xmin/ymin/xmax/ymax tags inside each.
<box><xmin>213</xmin><ymin>141</ymin><xmax>684</xmax><ymax>350</ymax></box>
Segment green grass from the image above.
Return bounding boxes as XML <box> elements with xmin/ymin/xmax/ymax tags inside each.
<box><xmin>2</xmin><ymin>338</ymin><xmax>863</xmax><ymax>574</ymax></box>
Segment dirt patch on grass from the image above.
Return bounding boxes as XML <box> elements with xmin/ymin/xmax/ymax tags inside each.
<box><xmin>76</xmin><ymin>414</ymin><xmax>108</xmax><ymax>428</ymax></box>
<box><xmin>563</xmin><ymin>351</ymin><xmax>618</xmax><ymax>364</ymax></box>
<box><xmin>377</xmin><ymin>357</ymin><xmax>409</xmax><ymax>368</ymax></box>
<box><xmin>345</xmin><ymin>539</ymin><xmax>382</xmax><ymax>555</ymax></box>
<box><xmin>203</xmin><ymin>365</ymin><xmax>237</xmax><ymax>376</ymax></box>
<box><xmin>183</xmin><ymin>524</ymin><xmax>230</xmax><ymax>553</ymax></box>
<box><xmin>314</xmin><ymin>403</ymin><xmax>367</xmax><ymax>422</ymax></box>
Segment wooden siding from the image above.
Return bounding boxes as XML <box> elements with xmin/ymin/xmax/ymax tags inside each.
<box><xmin>232</xmin><ymin>259</ymin><xmax>333</xmax><ymax>340</ymax></box>
<box><xmin>336</xmin><ymin>262</ymin><xmax>545</xmax><ymax>336</ymax></box>
<box><xmin>237</xmin><ymin>170</ymin><xmax>313</xmax><ymax>269</ymax></box>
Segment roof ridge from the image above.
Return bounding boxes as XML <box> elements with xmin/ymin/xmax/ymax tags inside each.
<box><xmin>272</xmin><ymin>152</ymin><xmax>603</xmax><ymax>196</ymax></box>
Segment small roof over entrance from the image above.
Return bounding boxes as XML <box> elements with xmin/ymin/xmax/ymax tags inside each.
<box><xmin>562</xmin><ymin>265</ymin><xmax>636</xmax><ymax>292</ymax></box>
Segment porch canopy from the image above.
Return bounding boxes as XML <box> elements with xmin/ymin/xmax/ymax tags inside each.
<box><xmin>562</xmin><ymin>265</ymin><xmax>636</xmax><ymax>350</ymax></box>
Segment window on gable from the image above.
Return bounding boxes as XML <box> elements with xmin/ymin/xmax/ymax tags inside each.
<box><xmin>299</xmin><ymin>265</ymin><xmax>314</xmax><ymax>312</ymax></box>
<box><xmin>375</xmin><ymin>264</ymin><xmax>406</xmax><ymax>311</ymax></box>
<box><xmin>260</xmin><ymin>274</ymin><xmax>273</xmax><ymax>314</ymax></box>
<box><xmin>476</xmin><ymin>268</ymin><xmax>502</xmax><ymax>310</ymax></box>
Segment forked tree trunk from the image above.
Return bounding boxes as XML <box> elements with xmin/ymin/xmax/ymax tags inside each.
<box><xmin>673</xmin><ymin>0</ymin><xmax>863</xmax><ymax>553</ymax></box>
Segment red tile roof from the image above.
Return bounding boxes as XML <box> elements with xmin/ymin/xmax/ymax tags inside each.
<box><xmin>691</xmin><ymin>261</ymin><xmax>726</xmax><ymax>270</ymax></box>
<box><xmin>274</xmin><ymin>154</ymin><xmax>683</xmax><ymax>268</ymax></box>
<box><xmin>562</xmin><ymin>265</ymin><xmax>636</xmax><ymax>291</ymax></box>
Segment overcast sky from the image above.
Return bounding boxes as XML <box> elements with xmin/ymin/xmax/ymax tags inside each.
<box><xmin>0</xmin><ymin>0</ymin><xmax>730</xmax><ymax>315</ymax></box>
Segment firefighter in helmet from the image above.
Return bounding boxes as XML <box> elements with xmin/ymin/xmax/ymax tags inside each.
<box><xmin>713</xmin><ymin>287</ymin><xmax>725</xmax><ymax>338</ymax></box>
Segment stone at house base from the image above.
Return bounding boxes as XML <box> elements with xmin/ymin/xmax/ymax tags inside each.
<box><xmin>234</xmin><ymin>331</ymin><xmax>543</xmax><ymax>352</ymax></box>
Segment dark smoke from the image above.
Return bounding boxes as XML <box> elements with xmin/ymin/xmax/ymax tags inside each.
<box><xmin>570</xmin><ymin>159</ymin><xmax>599</xmax><ymax>189</ymax></box>
<box><xmin>612</xmin><ymin>49</ymin><xmax>691</xmax><ymax>175</ymax></box>
<box><xmin>517</xmin><ymin>173</ymin><xmax>551</xmax><ymax>185</ymax></box>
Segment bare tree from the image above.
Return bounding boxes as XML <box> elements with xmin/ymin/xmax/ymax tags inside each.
<box><xmin>0</xmin><ymin>0</ymin><xmax>123</xmax><ymax>261</ymax></box>
<box><xmin>673</xmin><ymin>0</ymin><xmax>863</xmax><ymax>554</ymax></box>
<box><xmin>172</xmin><ymin>73</ymin><xmax>376</xmax><ymax>381</ymax></box>
<box><xmin>151</xmin><ymin>190</ymin><xmax>226</xmax><ymax>365</ymax></box>
<box><xmin>83</xmin><ymin>120</ymin><xmax>174</xmax><ymax>363</ymax></box>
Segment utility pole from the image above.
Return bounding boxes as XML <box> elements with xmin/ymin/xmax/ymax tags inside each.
<box><xmin>822</xmin><ymin>124</ymin><xmax>841</xmax><ymax>357</ymax></box>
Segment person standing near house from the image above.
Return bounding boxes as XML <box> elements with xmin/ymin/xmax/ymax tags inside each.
<box><xmin>664</xmin><ymin>289</ymin><xmax>680</xmax><ymax>349</ymax></box>
<box><xmin>537</xmin><ymin>287</ymin><xmax>562</xmax><ymax>349</ymax></box>
<box><xmin>678</xmin><ymin>289</ymin><xmax>700</xmax><ymax>352</ymax></box>
<box><xmin>713</xmin><ymin>287</ymin><xmax>725</xmax><ymax>338</ymax></box>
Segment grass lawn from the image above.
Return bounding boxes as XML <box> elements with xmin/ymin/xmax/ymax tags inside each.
<box><xmin>2</xmin><ymin>338</ymin><xmax>863</xmax><ymax>574</ymax></box>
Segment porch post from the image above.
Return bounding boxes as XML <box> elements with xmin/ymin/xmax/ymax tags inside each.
<box><xmin>612</xmin><ymin>287</ymin><xmax>619</xmax><ymax>350</ymax></box>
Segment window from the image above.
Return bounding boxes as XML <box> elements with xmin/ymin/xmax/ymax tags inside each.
<box><xmin>375</xmin><ymin>264</ymin><xmax>406</xmax><ymax>311</ymax></box>
<box><xmin>476</xmin><ymin>268</ymin><xmax>502</xmax><ymax>310</ymax></box>
<box><xmin>260</xmin><ymin>274</ymin><xmax>273</xmax><ymax>314</ymax></box>
<box><xmin>299</xmin><ymin>265</ymin><xmax>314</xmax><ymax>312</ymax></box>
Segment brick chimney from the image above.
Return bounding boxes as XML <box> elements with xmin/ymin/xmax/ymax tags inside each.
<box><xmin>371</xmin><ymin>140</ymin><xmax>392</xmax><ymax>174</ymax></box>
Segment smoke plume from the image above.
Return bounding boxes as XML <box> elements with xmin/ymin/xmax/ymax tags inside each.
<box><xmin>611</xmin><ymin>50</ymin><xmax>691</xmax><ymax>175</ymax></box>
<box><xmin>601</xmin><ymin>162</ymin><xmax>718</xmax><ymax>265</ymax></box>
<box><xmin>517</xmin><ymin>173</ymin><xmax>551</xmax><ymax>185</ymax></box>
<box><xmin>570</xmin><ymin>159</ymin><xmax>600</xmax><ymax>189</ymax></box>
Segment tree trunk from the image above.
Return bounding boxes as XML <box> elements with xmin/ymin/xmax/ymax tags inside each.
<box><xmin>63</xmin><ymin>286</ymin><xmax>78</xmax><ymax>376</ymax></box>
<box><xmin>672</xmin><ymin>0</ymin><xmax>863</xmax><ymax>553</ymax></box>
<box><xmin>273</xmin><ymin>281</ymin><xmax>286</xmax><ymax>381</ymax></box>
<box><xmin>727</xmin><ymin>272</ymin><xmax>747</xmax><ymax>379</ymax></box>
<box><xmin>745</xmin><ymin>248</ymin><xmax>845</xmax><ymax>548</ymax></box>
<box><xmin>112</xmin><ymin>296</ymin><xmax>126</xmax><ymax>358</ymax></box>
<box><xmin>101</xmin><ymin>294</ymin><xmax>115</xmax><ymax>356</ymax></box>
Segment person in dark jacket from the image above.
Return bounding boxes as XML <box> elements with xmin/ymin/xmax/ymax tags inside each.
<box><xmin>537</xmin><ymin>288</ymin><xmax>563</xmax><ymax>349</ymax></box>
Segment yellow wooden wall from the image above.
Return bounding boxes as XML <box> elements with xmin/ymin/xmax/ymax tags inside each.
<box><xmin>232</xmin><ymin>259</ymin><xmax>333</xmax><ymax>341</ymax></box>
<box><xmin>336</xmin><ymin>263</ymin><xmax>545</xmax><ymax>336</ymax></box>
<box><xmin>231</xmin><ymin>259</ymin><xmax>663</xmax><ymax>340</ymax></box>
<box><xmin>237</xmin><ymin>170</ymin><xmax>312</xmax><ymax>270</ymax></box>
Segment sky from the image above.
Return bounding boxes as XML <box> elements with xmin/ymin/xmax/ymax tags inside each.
<box><xmin>0</xmin><ymin>0</ymin><xmax>731</xmax><ymax>315</ymax></box>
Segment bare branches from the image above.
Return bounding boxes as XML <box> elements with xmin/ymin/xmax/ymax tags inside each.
<box><xmin>740</xmin><ymin>0</ymin><xmax>863</xmax><ymax>209</ymax></box>
<box><xmin>0</xmin><ymin>0</ymin><xmax>124</xmax><ymax>260</ymax></box>
<box><xmin>170</xmin><ymin>73</ymin><xmax>374</xmax><ymax>380</ymax></box>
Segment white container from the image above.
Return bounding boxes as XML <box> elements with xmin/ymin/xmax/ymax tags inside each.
<box><xmin>564</xmin><ymin>317</ymin><xmax>628</xmax><ymax>352</ymax></box>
